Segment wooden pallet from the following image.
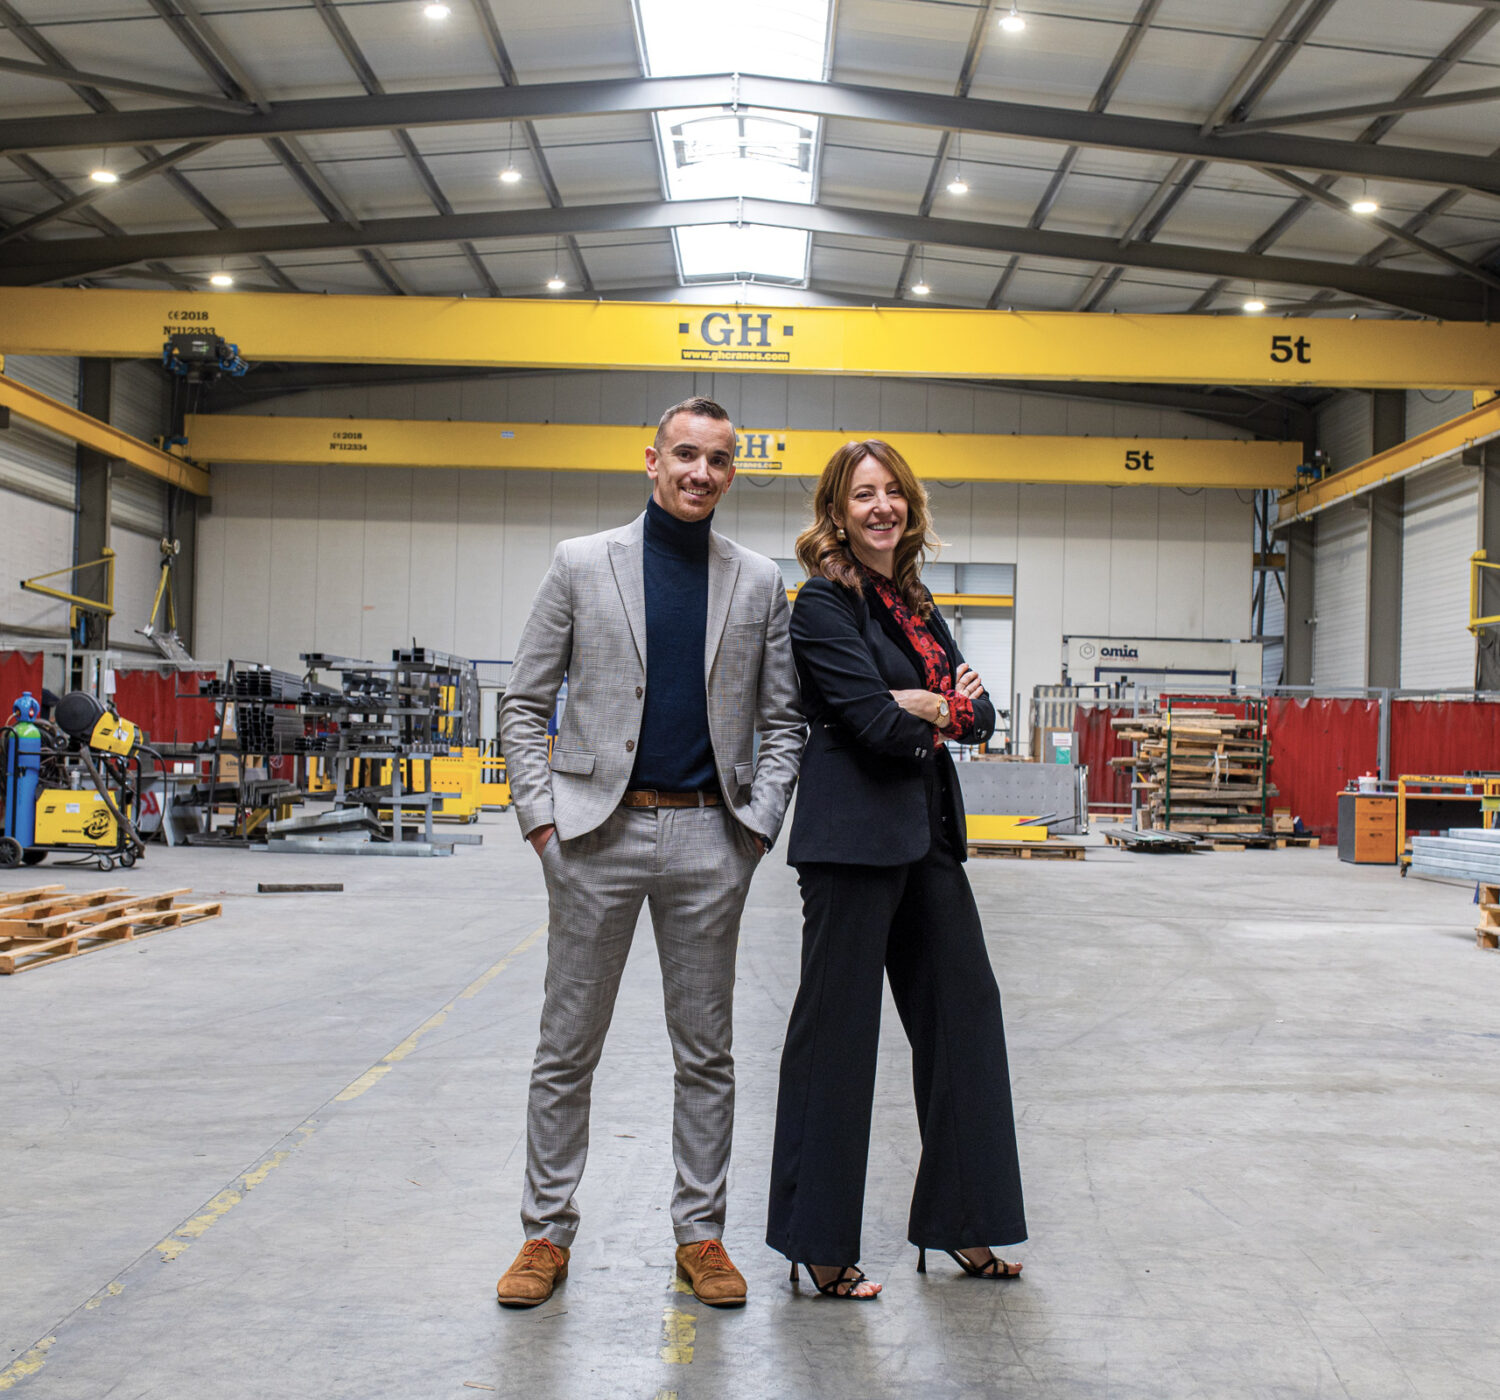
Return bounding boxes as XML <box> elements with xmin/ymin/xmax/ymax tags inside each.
<box><xmin>0</xmin><ymin>886</ymin><xmax>223</xmax><ymax>975</ymax></box>
<box><xmin>968</xmin><ymin>839</ymin><xmax>1086</xmax><ymax>861</ymax></box>
<box><xmin>1476</xmin><ymin>884</ymin><xmax>1500</xmax><ymax>950</ymax></box>
<box><xmin>1276</xmin><ymin>836</ymin><xmax>1321</xmax><ymax>849</ymax></box>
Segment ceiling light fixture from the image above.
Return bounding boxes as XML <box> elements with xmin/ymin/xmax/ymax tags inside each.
<box><xmin>547</xmin><ymin>240</ymin><xmax>566</xmax><ymax>292</ymax></box>
<box><xmin>946</xmin><ymin>133</ymin><xmax>969</xmax><ymax>196</ymax></box>
<box><xmin>500</xmin><ymin>124</ymin><xmax>522</xmax><ymax>184</ymax></box>
<box><xmin>546</xmin><ymin>275</ymin><xmax>567</xmax><ymax>291</ymax></box>
<box><xmin>999</xmin><ymin>5</ymin><xmax>1025</xmax><ymax>33</ymax></box>
<box><xmin>423</xmin><ymin>3</ymin><xmax>451</xmax><ymax>18</ymax></box>
<box><xmin>911</xmin><ymin>280</ymin><xmax>932</xmax><ymax>296</ymax></box>
<box><xmin>1350</xmin><ymin>196</ymin><xmax>1378</xmax><ymax>215</ymax></box>
<box><xmin>89</xmin><ymin>167</ymin><xmax>118</xmax><ymax>184</ymax></box>
<box><xmin>910</xmin><ymin>246</ymin><xmax>932</xmax><ymax>297</ymax></box>
<box><xmin>209</xmin><ymin>272</ymin><xmax>235</xmax><ymax>288</ymax></box>
<box><xmin>1243</xmin><ymin>297</ymin><xmax>1265</xmax><ymax>313</ymax></box>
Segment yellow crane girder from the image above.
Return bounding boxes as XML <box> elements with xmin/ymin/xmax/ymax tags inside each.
<box><xmin>0</xmin><ymin>369</ymin><xmax>210</xmax><ymax>495</ymax></box>
<box><xmin>182</xmin><ymin>414</ymin><xmax>1302</xmax><ymax>489</ymax></box>
<box><xmin>4</xmin><ymin>288</ymin><xmax>1500</xmax><ymax>390</ymax></box>
<box><xmin>1276</xmin><ymin>396</ymin><xmax>1500</xmax><ymax>524</ymax></box>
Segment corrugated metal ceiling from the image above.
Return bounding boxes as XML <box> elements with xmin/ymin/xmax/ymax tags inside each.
<box><xmin>0</xmin><ymin>0</ymin><xmax>1495</xmax><ymax>316</ymax></box>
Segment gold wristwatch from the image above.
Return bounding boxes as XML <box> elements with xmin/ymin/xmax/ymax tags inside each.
<box><xmin>936</xmin><ymin>697</ymin><xmax>950</xmax><ymax>728</ymax></box>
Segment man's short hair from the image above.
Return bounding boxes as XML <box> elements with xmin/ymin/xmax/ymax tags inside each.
<box><xmin>654</xmin><ymin>396</ymin><xmax>733</xmax><ymax>450</ymax></box>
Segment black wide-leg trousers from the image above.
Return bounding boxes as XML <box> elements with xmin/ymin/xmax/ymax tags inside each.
<box><xmin>766</xmin><ymin>837</ymin><xmax>1027</xmax><ymax>1263</ymax></box>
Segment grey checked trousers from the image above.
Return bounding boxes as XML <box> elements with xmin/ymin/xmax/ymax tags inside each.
<box><xmin>523</xmin><ymin>803</ymin><xmax>761</xmax><ymax>1247</ymax></box>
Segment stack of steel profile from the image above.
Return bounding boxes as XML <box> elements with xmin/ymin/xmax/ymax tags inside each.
<box><xmin>1407</xmin><ymin>828</ymin><xmax>1500</xmax><ymax>882</ymax></box>
<box><xmin>236</xmin><ymin>706</ymin><xmax>304</xmax><ymax>754</ymax></box>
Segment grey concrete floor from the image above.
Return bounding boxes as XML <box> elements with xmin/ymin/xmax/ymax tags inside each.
<box><xmin>2</xmin><ymin>819</ymin><xmax>1498</xmax><ymax>1400</ymax></box>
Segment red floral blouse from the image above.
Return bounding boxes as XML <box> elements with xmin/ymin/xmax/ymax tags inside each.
<box><xmin>861</xmin><ymin>566</ymin><xmax>975</xmax><ymax>743</ymax></box>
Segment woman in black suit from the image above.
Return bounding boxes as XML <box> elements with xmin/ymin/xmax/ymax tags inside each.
<box><xmin>766</xmin><ymin>439</ymin><xmax>1026</xmax><ymax>1300</ymax></box>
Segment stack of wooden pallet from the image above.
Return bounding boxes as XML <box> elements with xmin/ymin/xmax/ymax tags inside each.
<box><xmin>1110</xmin><ymin>709</ymin><xmax>1273</xmax><ymax>837</ymax></box>
<box><xmin>0</xmin><ymin>886</ymin><xmax>223</xmax><ymax>975</ymax></box>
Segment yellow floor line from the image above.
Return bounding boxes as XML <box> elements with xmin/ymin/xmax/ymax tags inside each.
<box><xmin>336</xmin><ymin>922</ymin><xmax>547</xmax><ymax>1101</ymax></box>
<box><xmin>0</xmin><ymin>1339</ymin><xmax>54</xmax><ymax>1392</ymax></box>
<box><xmin>4</xmin><ymin>920</ymin><xmax>548</xmax><ymax>1392</ymax></box>
<box><xmin>660</xmin><ymin>1274</ymin><xmax>698</xmax><ymax>1364</ymax></box>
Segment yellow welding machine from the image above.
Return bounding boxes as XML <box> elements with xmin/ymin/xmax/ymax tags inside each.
<box><xmin>89</xmin><ymin>712</ymin><xmax>141</xmax><ymax>757</ymax></box>
<box><xmin>34</xmin><ymin>790</ymin><xmax>118</xmax><ymax>847</ymax></box>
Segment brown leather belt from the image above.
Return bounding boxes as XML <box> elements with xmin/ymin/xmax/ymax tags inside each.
<box><xmin>621</xmin><ymin>789</ymin><xmax>722</xmax><ymax>809</ymax></box>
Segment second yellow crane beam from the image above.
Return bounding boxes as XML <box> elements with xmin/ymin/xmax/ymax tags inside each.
<box><xmin>182</xmin><ymin>414</ymin><xmax>1302</xmax><ymax>489</ymax></box>
<box><xmin>5</xmin><ymin>287</ymin><xmax>1500</xmax><ymax>389</ymax></box>
<box><xmin>0</xmin><ymin>370</ymin><xmax>210</xmax><ymax>495</ymax></box>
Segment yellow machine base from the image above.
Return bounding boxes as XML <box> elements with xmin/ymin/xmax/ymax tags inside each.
<box><xmin>965</xmin><ymin>814</ymin><xmax>1048</xmax><ymax>842</ymax></box>
<box><xmin>34</xmin><ymin>790</ymin><xmax>118</xmax><ymax>847</ymax></box>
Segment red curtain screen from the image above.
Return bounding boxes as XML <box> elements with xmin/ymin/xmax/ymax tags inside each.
<box><xmin>1074</xmin><ymin>705</ymin><xmax>1134</xmax><ymax>810</ymax></box>
<box><xmin>1390</xmin><ymin>700</ymin><xmax>1500</xmax><ymax>779</ymax></box>
<box><xmin>0</xmin><ymin>651</ymin><xmax>44</xmax><ymax>714</ymax></box>
<box><xmin>112</xmin><ymin>668</ymin><xmax>219</xmax><ymax>747</ymax></box>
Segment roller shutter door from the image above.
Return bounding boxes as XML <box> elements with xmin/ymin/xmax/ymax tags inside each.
<box><xmin>1318</xmin><ymin>393</ymin><xmax>1372</xmax><ymax>471</ymax></box>
<box><xmin>952</xmin><ymin>609</ymin><xmax>1014</xmax><ymax>742</ymax></box>
<box><xmin>1313</xmin><ymin>502</ymin><xmax>1367</xmax><ymax>689</ymax></box>
<box><xmin>0</xmin><ymin>356</ymin><xmax>79</xmax><ymax>507</ymax></box>
<box><xmin>1400</xmin><ymin>462</ymin><xmax>1478</xmax><ymax>690</ymax></box>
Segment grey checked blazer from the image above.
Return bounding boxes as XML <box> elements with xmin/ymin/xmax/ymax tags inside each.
<box><xmin>500</xmin><ymin>512</ymin><xmax>805</xmax><ymax>845</ymax></box>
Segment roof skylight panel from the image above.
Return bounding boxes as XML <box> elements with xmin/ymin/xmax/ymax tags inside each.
<box><xmin>636</xmin><ymin>0</ymin><xmax>829</xmax><ymax>283</ymax></box>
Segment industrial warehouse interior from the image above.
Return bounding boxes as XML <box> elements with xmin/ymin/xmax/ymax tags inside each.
<box><xmin>3</xmin><ymin>0</ymin><xmax>1500</xmax><ymax>1396</ymax></box>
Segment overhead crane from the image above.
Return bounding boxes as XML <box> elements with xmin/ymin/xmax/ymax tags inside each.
<box><xmin>3</xmin><ymin>289</ymin><xmax>1500</xmax><ymax>391</ymax></box>
<box><xmin>181</xmin><ymin>415</ymin><xmax>1301</xmax><ymax>490</ymax></box>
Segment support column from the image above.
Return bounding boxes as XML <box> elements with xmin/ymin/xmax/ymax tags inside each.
<box><xmin>1477</xmin><ymin>448</ymin><xmax>1500</xmax><ymax>689</ymax></box>
<box><xmin>1366</xmin><ymin>484</ymin><xmax>1403</xmax><ymax>689</ymax></box>
<box><xmin>171</xmin><ymin>486</ymin><xmax>198</xmax><ymax>656</ymax></box>
<box><xmin>1283</xmin><ymin>520</ymin><xmax>1315</xmax><ymax>686</ymax></box>
<box><xmin>74</xmin><ymin>359</ymin><xmax>113</xmax><ymax>653</ymax></box>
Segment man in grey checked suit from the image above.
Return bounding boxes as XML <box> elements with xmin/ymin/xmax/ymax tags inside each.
<box><xmin>495</xmin><ymin>396</ymin><xmax>804</xmax><ymax>1310</ymax></box>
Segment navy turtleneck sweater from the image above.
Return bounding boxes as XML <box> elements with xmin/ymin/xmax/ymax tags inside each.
<box><xmin>628</xmin><ymin>496</ymin><xmax>718</xmax><ymax>793</ymax></box>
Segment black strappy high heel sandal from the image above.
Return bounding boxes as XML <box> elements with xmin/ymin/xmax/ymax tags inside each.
<box><xmin>789</xmin><ymin>1261</ymin><xmax>881</xmax><ymax>1299</ymax></box>
<box><xmin>917</xmin><ymin>1247</ymin><xmax>1023</xmax><ymax>1279</ymax></box>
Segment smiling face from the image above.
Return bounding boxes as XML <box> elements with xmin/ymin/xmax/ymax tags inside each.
<box><xmin>837</xmin><ymin>453</ymin><xmax>908</xmax><ymax>575</ymax></box>
<box><xmin>645</xmin><ymin>412</ymin><xmax>737</xmax><ymax>522</ymax></box>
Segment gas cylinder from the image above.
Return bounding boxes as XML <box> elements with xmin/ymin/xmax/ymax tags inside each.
<box><xmin>6</xmin><ymin>692</ymin><xmax>42</xmax><ymax>848</ymax></box>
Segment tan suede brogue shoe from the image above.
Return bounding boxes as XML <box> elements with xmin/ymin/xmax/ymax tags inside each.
<box><xmin>674</xmin><ymin>1240</ymin><xmax>748</xmax><ymax>1308</ymax></box>
<box><xmin>496</xmin><ymin>1239</ymin><xmax>570</xmax><ymax>1308</ymax></box>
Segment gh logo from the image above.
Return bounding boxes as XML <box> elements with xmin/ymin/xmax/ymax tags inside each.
<box><xmin>700</xmin><ymin>312</ymin><xmax>772</xmax><ymax>346</ymax></box>
<box><xmin>737</xmin><ymin>433</ymin><xmax>771</xmax><ymax>460</ymax></box>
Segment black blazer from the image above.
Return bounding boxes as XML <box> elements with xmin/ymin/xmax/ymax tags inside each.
<box><xmin>785</xmin><ymin>575</ymin><xmax>996</xmax><ymax>866</ymax></box>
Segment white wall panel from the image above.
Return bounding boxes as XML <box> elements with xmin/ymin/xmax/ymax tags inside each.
<box><xmin>1313</xmin><ymin>501</ymin><xmax>1368</xmax><ymax>689</ymax></box>
<box><xmin>1204</xmin><ymin>490</ymin><xmax>1252</xmax><ymax>637</ymax></box>
<box><xmin>1014</xmin><ymin>484</ymin><xmax>1068</xmax><ymax>718</ymax></box>
<box><xmin>1400</xmin><ymin>462</ymin><xmax>1478</xmax><ymax>690</ymax></box>
<box><xmin>267</xmin><ymin>464</ymin><xmax>320</xmax><ymax>671</ymax></box>
<box><xmin>1156</xmin><ymin>489</ymin><xmax>1207</xmax><ymax>636</ymax></box>
<box><xmin>1108</xmin><ymin>489</ymin><xmax>1159</xmax><ymax>636</ymax></box>
<box><xmin>1061</xmin><ymin>486</ymin><xmax>1112</xmax><ymax>636</ymax></box>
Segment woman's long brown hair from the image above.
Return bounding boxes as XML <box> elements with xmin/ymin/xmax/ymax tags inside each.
<box><xmin>794</xmin><ymin>439</ymin><xmax>942</xmax><ymax>619</ymax></box>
